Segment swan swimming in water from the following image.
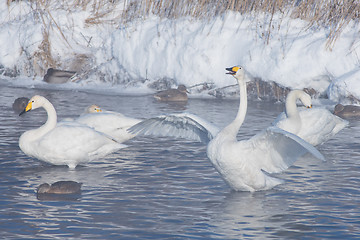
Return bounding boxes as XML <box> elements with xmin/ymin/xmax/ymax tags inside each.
<box><xmin>273</xmin><ymin>90</ymin><xmax>348</xmax><ymax>146</ymax></box>
<box><xmin>129</xmin><ymin>66</ymin><xmax>325</xmax><ymax>192</ymax></box>
<box><xmin>19</xmin><ymin>95</ymin><xmax>126</xmax><ymax>169</ymax></box>
<box><xmin>72</xmin><ymin>105</ymin><xmax>142</xmax><ymax>143</ymax></box>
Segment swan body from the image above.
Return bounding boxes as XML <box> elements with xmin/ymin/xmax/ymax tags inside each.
<box><xmin>274</xmin><ymin>90</ymin><xmax>348</xmax><ymax>146</ymax></box>
<box><xmin>73</xmin><ymin>105</ymin><xmax>141</xmax><ymax>143</ymax></box>
<box><xmin>154</xmin><ymin>85</ymin><xmax>189</xmax><ymax>102</ymax></box>
<box><xmin>130</xmin><ymin>67</ymin><xmax>325</xmax><ymax>192</ymax></box>
<box><xmin>19</xmin><ymin>95</ymin><xmax>126</xmax><ymax>168</ymax></box>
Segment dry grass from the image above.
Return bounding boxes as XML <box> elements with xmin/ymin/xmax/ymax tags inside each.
<box><xmin>15</xmin><ymin>0</ymin><xmax>360</xmax><ymax>48</ymax></box>
<box><xmin>121</xmin><ymin>0</ymin><xmax>360</xmax><ymax>49</ymax></box>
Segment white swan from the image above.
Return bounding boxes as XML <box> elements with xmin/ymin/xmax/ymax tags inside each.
<box><xmin>273</xmin><ymin>90</ymin><xmax>348</xmax><ymax>146</ymax></box>
<box><xmin>73</xmin><ymin>105</ymin><xmax>141</xmax><ymax>143</ymax></box>
<box><xmin>19</xmin><ymin>95</ymin><xmax>126</xmax><ymax>169</ymax></box>
<box><xmin>129</xmin><ymin>66</ymin><xmax>325</xmax><ymax>192</ymax></box>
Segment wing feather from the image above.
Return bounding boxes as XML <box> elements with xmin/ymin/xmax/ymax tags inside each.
<box><xmin>247</xmin><ymin>126</ymin><xmax>325</xmax><ymax>174</ymax></box>
<box><xmin>128</xmin><ymin>113</ymin><xmax>219</xmax><ymax>143</ymax></box>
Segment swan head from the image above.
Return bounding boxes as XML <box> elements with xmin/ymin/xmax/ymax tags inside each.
<box><xmin>19</xmin><ymin>95</ymin><xmax>46</xmax><ymax>116</ymax></box>
<box><xmin>299</xmin><ymin>91</ymin><xmax>312</xmax><ymax>108</ymax></box>
<box><xmin>86</xmin><ymin>104</ymin><xmax>102</xmax><ymax>113</ymax></box>
<box><xmin>226</xmin><ymin>66</ymin><xmax>245</xmax><ymax>81</ymax></box>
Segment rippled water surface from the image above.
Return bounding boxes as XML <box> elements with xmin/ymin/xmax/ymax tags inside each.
<box><xmin>1</xmin><ymin>84</ymin><xmax>360</xmax><ymax>239</ymax></box>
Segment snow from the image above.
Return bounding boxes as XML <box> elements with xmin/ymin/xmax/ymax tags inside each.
<box><xmin>1</xmin><ymin>1</ymin><xmax>360</xmax><ymax>104</ymax></box>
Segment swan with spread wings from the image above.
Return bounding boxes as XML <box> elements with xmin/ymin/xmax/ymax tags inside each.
<box><xmin>129</xmin><ymin>66</ymin><xmax>325</xmax><ymax>192</ymax></box>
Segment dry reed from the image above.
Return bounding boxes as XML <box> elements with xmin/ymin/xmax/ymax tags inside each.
<box><xmin>20</xmin><ymin>0</ymin><xmax>360</xmax><ymax>48</ymax></box>
<box><xmin>121</xmin><ymin>0</ymin><xmax>360</xmax><ymax>49</ymax></box>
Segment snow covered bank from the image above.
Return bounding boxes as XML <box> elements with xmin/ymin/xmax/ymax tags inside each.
<box><xmin>1</xmin><ymin>1</ymin><xmax>360</xmax><ymax>103</ymax></box>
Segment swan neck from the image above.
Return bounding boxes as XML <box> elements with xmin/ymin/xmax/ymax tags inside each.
<box><xmin>285</xmin><ymin>91</ymin><xmax>300</xmax><ymax>119</ymax></box>
<box><xmin>37</xmin><ymin>99</ymin><xmax>57</xmax><ymax>136</ymax></box>
<box><xmin>225</xmin><ymin>76</ymin><xmax>247</xmax><ymax>137</ymax></box>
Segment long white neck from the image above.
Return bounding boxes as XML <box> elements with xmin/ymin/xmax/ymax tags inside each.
<box><xmin>222</xmin><ymin>76</ymin><xmax>247</xmax><ymax>139</ymax></box>
<box><xmin>32</xmin><ymin>99</ymin><xmax>57</xmax><ymax>139</ymax></box>
<box><xmin>285</xmin><ymin>90</ymin><xmax>302</xmax><ymax>119</ymax></box>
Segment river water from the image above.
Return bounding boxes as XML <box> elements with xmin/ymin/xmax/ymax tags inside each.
<box><xmin>0</xmin><ymin>83</ymin><xmax>359</xmax><ymax>239</ymax></box>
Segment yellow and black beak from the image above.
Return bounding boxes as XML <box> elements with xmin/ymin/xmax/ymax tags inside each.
<box><xmin>19</xmin><ymin>101</ymin><xmax>32</xmax><ymax>116</ymax></box>
<box><xmin>226</xmin><ymin>66</ymin><xmax>239</xmax><ymax>75</ymax></box>
<box><xmin>307</xmin><ymin>105</ymin><xmax>312</xmax><ymax>109</ymax></box>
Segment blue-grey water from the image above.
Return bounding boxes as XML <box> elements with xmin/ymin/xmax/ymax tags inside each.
<box><xmin>1</xmin><ymin>83</ymin><xmax>359</xmax><ymax>239</ymax></box>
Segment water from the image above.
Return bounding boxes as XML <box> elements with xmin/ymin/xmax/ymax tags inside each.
<box><xmin>1</xmin><ymin>83</ymin><xmax>360</xmax><ymax>239</ymax></box>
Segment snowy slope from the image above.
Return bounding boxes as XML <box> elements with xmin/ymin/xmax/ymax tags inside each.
<box><xmin>1</xmin><ymin>1</ymin><xmax>360</xmax><ymax>103</ymax></box>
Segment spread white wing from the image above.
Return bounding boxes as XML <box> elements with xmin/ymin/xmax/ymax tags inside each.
<box><xmin>128</xmin><ymin>112</ymin><xmax>220</xmax><ymax>143</ymax></box>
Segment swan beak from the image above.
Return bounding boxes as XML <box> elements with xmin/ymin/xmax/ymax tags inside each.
<box><xmin>19</xmin><ymin>101</ymin><xmax>33</xmax><ymax>116</ymax></box>
<box><xmin>307</xmin><ymin>105</ymin><xmax>312</xmax><ymax>109</ymax></box>
<box><xmin>226</xmin><ymin>66</ymin><xmax>239</xmax><ymax>75</ymax></box>
<box><xmin>96</xmin><ymin>109</ymin><xmax>102</xmax><ymax>112</ymax></box>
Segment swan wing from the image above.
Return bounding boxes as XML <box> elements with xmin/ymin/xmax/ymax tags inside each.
<box><xmin>128</xmin><ymin>113</ymin><xmax>220</xmax><ymax>143</ymax></box>
<box><xmin>246</xmin><ymin>126</ymin><xmax>325</xmax><ymax>174</ymax></box>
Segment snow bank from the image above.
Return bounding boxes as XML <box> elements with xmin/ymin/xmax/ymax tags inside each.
<box><xmin>1</xmin><ymin>1</ymin><xmax>360</xmax><ymax>103</ymax></box>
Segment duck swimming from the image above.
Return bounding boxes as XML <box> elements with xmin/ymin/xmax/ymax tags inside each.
<box><xmin>19</xmin><ymin>95</ymin><xmax>126</xmax><ymax>168</ymax></box>
<box><xmin>43</xmin><ymin>68</ymin><xmax>76</xmax><ymax>84</ymax></box>
<box><xmin>12</xmin><ymin>97</ymin><xmax>29</xmax><ymax>113</ymax></box>
<box><xmin>154</xmin><ymin>84</ymin><xmax>189</xmax><ymax>102</ymax></box>
<box><xmin>130</xmin><ymin>67</ymin><xmax>325</xmax><ymax>192</ymax></box>
<box><xmin>334</xmin><ymin>103</ymin><xmax>360</xmax><ymax>119</ymax></box>
<box><xmin>37</xmin><ymin>181</ymin><xmax>82</xmax><ymax>194</ymax></box>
